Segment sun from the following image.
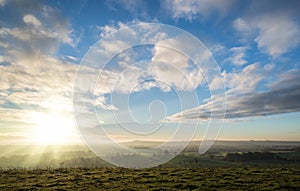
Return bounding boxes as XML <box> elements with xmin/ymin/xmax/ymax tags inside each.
<box><xmin>30</xmin><ymin>112</ymin><xmax>77</xmax><ymax>145</ymax></box>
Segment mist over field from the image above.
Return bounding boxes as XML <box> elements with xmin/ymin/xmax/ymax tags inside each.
<box><xmin>1</xmin><ymin>141</ymin><xmax>299</xmax><ymax>169</ymax></box>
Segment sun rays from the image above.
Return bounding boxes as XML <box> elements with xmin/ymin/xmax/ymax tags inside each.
<box><xmin>30</xmin><ymin>112</ymin><xmax>78</xmax><ymax>145</ymax></box>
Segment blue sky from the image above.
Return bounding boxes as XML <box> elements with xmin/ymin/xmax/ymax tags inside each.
<box><xmin>0</xmin><ymin>0</ymin><xmax>300</xmax><ymax>145</ymax></box>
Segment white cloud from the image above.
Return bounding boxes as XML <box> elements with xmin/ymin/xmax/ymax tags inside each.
<box><xmin>94</xmin><ymin>95</ymin><xmax>118</xmax><ymax>111</ymax></box>
<box><xmin>92</xmin><ymin>21</ymin><xmax>206</xmax><ymax>95</ymax></box>
<box><xmin>98</xmin><ymin>24</ymin><xmax>118</xmax><ymax>37</ymax></box>
<box><xmin>113</xmin><ymin>61</ymin><xmax>147</xmax><ymax>94</ymax></box>
<box><xmin>229</xmin><ymin>46</ymin><xmax>247</xmax><ymax>66</ymax></box>
<box><xmin>0</xmin><ymin>14</ymin><xmax>75</xmax><ymax>56</ymax></box>
<box><xmin>152</xmin><ymin>45</ymin><xmax>188</xmax><ymax>70</ymax></box>
<box><xmin>234</xmin><ymin>12</ymin><xmax>300</xmax><ymax>57</ymax></box>
<box><xmin>233</xmin><ymin>18</ymin><xmax>251</xmax><ymax>33</ymax></box>
<box><xmin>163</xmin><ymin>0</ymin><xmax>236</xmax><ymax>21</ymax></box>
<box><xmin>23</xmin><ymin>14</ymin><xmax>41</xmax><ymax>27</ymax></box>
<box><xmin>223</xmin><ymin>63</ymin><xmax>264</xmax><ymax>95</ymax></box>
<box><xmin>254</xmin><ymin>15</ymin><xmax>300</xmax><ymax>57</ymax></box>
<box><xmin>94</xmin><ymin>70</ymin><xmax>119</xmax><ymax>95</ymax></box>
<box><xmin>63</xmin><ymin>55</ymin><xmax>79</xmax><ymax>62</ymax></box>
<box><xmin>0</xmin><ymin>55</ymin><xmax>77</xmax><ymax>111</ymax></box>
<box><xmin>209</xmin><ymin>76</ymin><xmax>224</xmax><ymax>90</ymax></box>
<box><xmin>0</xmin><ymin>3</ymin><xmax>80</xmax><ymax>129</ymax></box>
<box><xmin>97</xmin><ymin>20</ymin><xmax>141</xmax><ymax>38</ymax></box>
<box><xmin>264</xmin><ymin>63</ymin><xmax>275</xmax><ymax>71</ymax></box>
<box><xmin>210</xmin><ymin>44</ymin><xmax>226</xmax><ymax>55</ymax></box>
<box><xmin>76</xmin><ymin>60</ymin><xmax>148</xmax><ymax>111</ymax></box>
<box><xmin>150</xmin><ymin>43</ymin><xmax>204</xmax><ymax>91</ymax></box>
<box><xmin>97</xmin><ymin>40</ymin><xmax>129</xmax><ymax>56</ymax></box>
<box><xmin>0</xmin><ymin>0</ymin><xmax>6</xmax><ymax>7</ymax></box>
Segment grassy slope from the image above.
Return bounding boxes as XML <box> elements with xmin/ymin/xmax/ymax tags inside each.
<box><xmin>1</xmin><ymin>167</ymin><xmax>299</xmax><ymax>190</ymax></box>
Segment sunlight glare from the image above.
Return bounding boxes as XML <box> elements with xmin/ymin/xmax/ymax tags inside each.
<box><xmin>31</xmin><ymin>112</ymin><xmax>77</xmax><ymax>145</ymax></box>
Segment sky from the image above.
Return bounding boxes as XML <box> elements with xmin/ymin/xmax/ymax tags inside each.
<box><xmin>0</xmin><ymin>0</ymin><xmax>300</xmax><ymax>146</ymax></box>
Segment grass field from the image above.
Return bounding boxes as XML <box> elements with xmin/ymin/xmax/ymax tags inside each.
<box><xmin>1</xmin><ymin>167</ymin><xmax>299</xmax><ymax>190</ymax></box>
<box><xmin>1</xmin><ymin>142</ymin><xmax>299</xmax><ymax>190</ymax></box>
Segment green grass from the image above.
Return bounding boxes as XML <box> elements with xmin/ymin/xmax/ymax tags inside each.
<box><xmin>0</xmin><ymin>167</ymin><xmax>299</xmax><ymax>190</ymax></box>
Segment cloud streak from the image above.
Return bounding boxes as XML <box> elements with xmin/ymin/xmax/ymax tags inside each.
<box><xmin>165</xmin><ymin>68</ymin><xmax>300</xmax><ymax>122</ymax></box>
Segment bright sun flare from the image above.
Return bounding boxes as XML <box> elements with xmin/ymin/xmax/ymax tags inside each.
<box><xmin>30</xmin><ymin>112</ymin><xmax>76</xmax><ymax>145</ymax></box>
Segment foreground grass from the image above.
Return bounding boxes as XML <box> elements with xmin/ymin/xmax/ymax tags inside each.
<box><xmin>0</xmin><ymin>167</ymin><xmax>299</xmax><ymax>190</ymax></box>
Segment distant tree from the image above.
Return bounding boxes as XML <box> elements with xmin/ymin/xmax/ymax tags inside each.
<box><xmin>225</xmin><ymin>152</ymin><xmax>278</xmax><ymax>162</ymax></box>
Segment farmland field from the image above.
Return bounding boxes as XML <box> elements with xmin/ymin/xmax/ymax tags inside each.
<box><xmin>1</xmin><ymin>167</ymin><xmax>299</xmax><ymax>190</ymax></box>
<box><xmin>1</xmin><ymin>141</ymin><xmax>299</xmax><ymax>190</ymax></box>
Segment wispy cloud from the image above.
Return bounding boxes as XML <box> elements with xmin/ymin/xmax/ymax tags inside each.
<box><xmin>223</xmin><ymin>63</ymin><xmax>264</xmax><ymax>95</ymax></box>
<box><xmin>163</xmin><ymin>0</ymin><xmax>237</xmax><ymax>21</ymax></box>
<box><xmin>76</xmin><ymin>21</ymin><xmax>211</xmax><ymax>113</ymax></box>
<box><xmin>228</xmin><ymin>46</ymin><xmax>248</xmax><ymax>66</ymax></box>
<box><xmin>0</xmin><ymin>1</ymin><xmax>79</xmax><ymax>141</ymax></box>
<box><xmin>106</xmin><ymin>0</ymin><xmax>149</xmax><ymax>19</ymax></box>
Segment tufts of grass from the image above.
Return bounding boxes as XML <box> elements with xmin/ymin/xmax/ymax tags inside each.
<box><xmin>0</xmin><ymin>167</ymin><xmax>299</xmax><ymax>190</ymax></box>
